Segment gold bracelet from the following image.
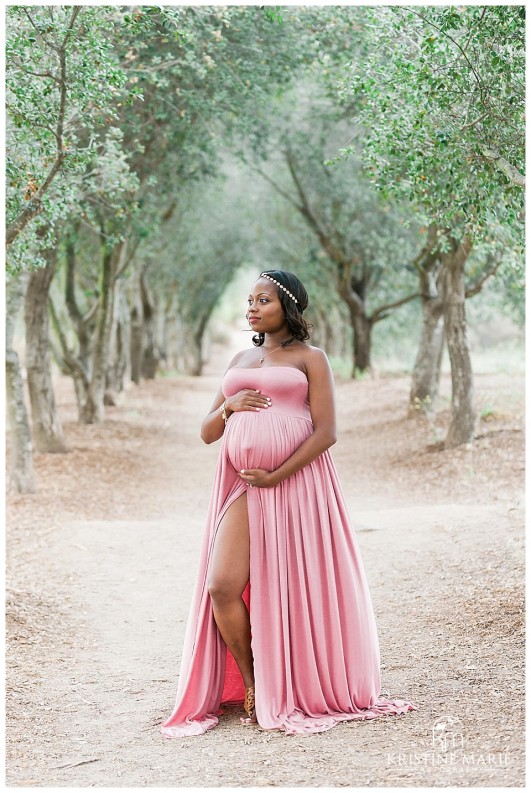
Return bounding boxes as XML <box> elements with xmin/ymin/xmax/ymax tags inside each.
<box><xmin>220</xmin><ymin>400</ymin><xmax>228</xmax><ymax>425</ymax></box>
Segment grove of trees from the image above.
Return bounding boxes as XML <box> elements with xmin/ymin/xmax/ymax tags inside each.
<box><xmin>5</xmin><ymin>5</ymin><xmax>524</xmax><ymax>492</ymax></box>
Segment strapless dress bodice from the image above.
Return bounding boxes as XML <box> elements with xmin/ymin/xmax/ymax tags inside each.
<box><xmin>221</xmin><ymin>366</ymin><xmax>311</xmax><ymax>422</ymax></box>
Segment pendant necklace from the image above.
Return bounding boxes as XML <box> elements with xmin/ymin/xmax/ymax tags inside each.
<box><xmin>259</xmin><ymin>345</ymin><xmax>283</xmax><ymax>365</ymax></box>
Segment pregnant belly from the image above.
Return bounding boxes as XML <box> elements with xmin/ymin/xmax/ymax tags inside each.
<box><xmin>223</xmin><ymin>412</ymin><xmax>313</xmax><ymax>472</ymax></box>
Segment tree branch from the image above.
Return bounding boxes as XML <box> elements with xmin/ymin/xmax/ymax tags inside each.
<box><xmin>336</xmin><ymin>263</ymin><xmax>365</xmax><ymax>315</ymax></box>
<box><xmin>238</xmin><ymin>154</ymin><xmax>303</xmax><ymax>213</ymax></box>
<box><xmin>60</xmin><ymin>6</ymin><xmax>81</xmax><ymax>51</ymax></box>
<box><xmin>22</xmin><ymin>9</ymin><xmax>56</xmax><ymax>51</ymax></box>
<box><xmin>56</xmin><ymin>46</ymin><xmax>68</xmax><ymax>159</ymax></box>
<box><xmin>285</xmin><ymin>148</ymin><xmax>348</xmax><ymax>267</ymax></box>
<box><xmin>6</xmin><ymin>128</ymin><xmax>67</xmax><ymax>248</ymax></box>
<box><xmin>113</xmin><ymin>234</ymin><xmax>139</xmax><ymax>283</ymax></box>
<box><xmin>81</xmin><ymin>300</ymin><xmax>100</xmax><ymax>325</ymax></box>
<box><xmin>27</xmin><ymin>120</ymin><xmax>62</xmax><ymax>147</ymax></box>
<box><xmin>411</xmin><ymin>223</ymin><xmax>441</xmax><ymax>292</ymax></box>
<box><xmin>6</xmin><ymin>8</ymin><xmax>81</xmax><ymax>246</ymax></box>
<box><xmin>370</xmin><ymin>291</ymin><xmax>422</xmax><ymax>323</ymax></box>
<box><xmin>480</xmin><ymin>145</ymin><xmax>525</xmax><ymax>188</ymax></box>
<box><xmin>461</xmin><ymin>111</ymin><xmax>489</xmax><ymax>131</ymax></box>
<box><xmin>404</xmin><ymin>7</ymin><xmax>485</xmax><ymax>97</ymax></box>
<box><xmin>462</xmin><ymin>6</ymin><xmax>487</xmax><ymax>53</ymax></box>
<box><xmin>9</xmin><ymin>58</ymin><xmax>62</xmax><ymax>84</ymax></box>
<box><xmin>465</xmin><ymin>254</ymin><xmax>503</xmax><ymax>298</ymax></box>
<box><xmin>65</xmin><ymin>234</ymin><xmax>83</xmax><ymax>325</ymax></box>
<box><xmin>161</xmin><ymin>198</ymin><xmax>178</xmax><ymax>224</ymax></box>
<box><xmin>48</xmin><ymin>295</ymin><xmax>89</xmax><ymax>386</ymax></box>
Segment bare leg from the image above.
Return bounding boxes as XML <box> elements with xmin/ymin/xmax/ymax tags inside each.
<box><xmin>207</xmin><ymin>492</ymin><xmax>254</xmax><ymax>689</ymax></box>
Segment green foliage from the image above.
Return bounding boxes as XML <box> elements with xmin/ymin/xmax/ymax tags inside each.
<box><xmin>6</xmin><ymin>4</ymin><xmax>523</xmax><ymax>376</ymax></box>
<box><xmin>6</xmin><ymin>6</ymin><xmax>143</xmax><ymax>269</ymax></box>
<box><xmin>332</xmin><ymin>6</ymin><xmax>524</xmax><ymax>244</ymax></box>
<box><xmin>261</xmin><ymin>6</ymin><xmax>284</xmax><ymax>25</ymax></box>
<box><xmin>6</xmin><ymin>5</ymin><xmax>313</xmax><ymax>273</ymax></box>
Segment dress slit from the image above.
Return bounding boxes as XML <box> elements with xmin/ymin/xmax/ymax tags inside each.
<box><xmin>211</xmin><ymin>489</ymin><xmax>252</xmax><ymax>708</ymax></box>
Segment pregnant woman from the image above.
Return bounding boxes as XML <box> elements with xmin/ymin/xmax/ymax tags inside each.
<box><xmin>161</xmin><ymin>270</ymin><xmax>417</xmax><ymax>737</ymax></box>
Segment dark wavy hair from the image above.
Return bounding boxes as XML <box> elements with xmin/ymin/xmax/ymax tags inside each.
<box><xmin>252</xmin><ymin>270</ymin><xmax>312</xmax><ymax>348</ymax></box>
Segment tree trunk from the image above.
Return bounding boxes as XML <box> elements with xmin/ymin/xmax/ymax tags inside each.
<box><xmin>140</xmin><ymin>272</ymin><xmax>160</xmax><ymax>380</ymax></box>
<box><xmin>73</xmin><ymin>373</ymin><xmax>90</xmax><ymax>417</ymax></box>
<box><xmin>308</xmin><ymin>306</ymin><xmax>328</xmax><ymax>352</ymax></box>
<box><xmin>6</xmin><ymin>273</ymin><xmax>36</xmax><ymax>493</ymax></box>
<box><xmin>409</xmin><ymin>294</ymin><xmax>444</xmax><ymax>411</ymax></box>
<box><xmin>181</xmin><ymin>331</ymin><xmax>203</xmax><ymax>376</ymax></box>
<box><xmin>81</xmin><ymin>244</ymin><xmax>115</xmax><ymax>423</ymax></box>
<box><xmin>48</xmin><ymin>294</ymin><xmax>91</xmax><ymax>422</ymax></box>
<box><xmin>190</xmin><ymin>340</ymin><xmax>203</xmax><ymax>376</ymax></box>
<box><xmin>128</xmin><ymin>262</ymin><xmax>144</xmax><ymax>384</ymax></box>
<box><xmin>105</xmin><ymin>280</ymin><xmax>130</xmax><ymax>403</ymax></box>
<box><xmin>130</xmin><ymin>305</ymin><xmax>143</xmax><ymax>385</ymax></box>
<box><xmin>408</xmin><ymin>223</ymin><xmax>445</xmax><ymax>413</ymax></box>
<box><xmin>24</xmin><ymin>257</ymin><xmax>67</xmax><ymax>453</ymax></box>
<box><xmin>163</xmin><ymin>291</ymin><xmax>180</xmax><ymax>371</ymax></box>
<box><xmin>49</xmin><ymin>226</ymin><xmax>133</xmax><ymax>423</ymax></box>
<box><xmin>440</xmin><ymin>237</ymin><xmax>476</xmax><ymax>448</ymax></box>
<box><xmin>338</xmin><ymin>271</ymin><xmax>373</xmax><ymax>378</ymax></box>
<box><xmin>153</xmin><ymin>291</ymin><xmax>168</xmax><ymax>368</ymax></box>
<box><xmin>177</xmin><ymin>316</ymin><xmax>209</xmax><ymax>376</ymax></box>
<box><xmin>349</xmin><ymin>307</ymin><xmax>372</xmax><ymax>377</ymax></box>
<box><xmin>49</xmin><ymin>227</ymin><xmax>97</xmax><ymax>422</ymax></box>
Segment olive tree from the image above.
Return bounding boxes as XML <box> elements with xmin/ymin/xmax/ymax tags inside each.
<box><xmin>331</xmin><ymin>5</ymin><xmax>524</xmax><ymax>445</ymax></box>
<box><xmin>6</xmin><ymin>5</ymin><xmax>139</xmax><ymax>482</ymax></box>
<box><xmin>243</xmin><ymin>83</ymin><xmax>426</xmax><ymax>376</ymax></box>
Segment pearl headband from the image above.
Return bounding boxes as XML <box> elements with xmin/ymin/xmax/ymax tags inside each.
<box><xmin>259</xmin><ymin>272</ymin><xmax>299</xmax><ymax>304</ymax></box>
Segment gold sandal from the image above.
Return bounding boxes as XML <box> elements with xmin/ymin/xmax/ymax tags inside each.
<box><xmin>240</xmin><ymin>685</ymin><xmax>257</xmax><ymax>725</ymax></box>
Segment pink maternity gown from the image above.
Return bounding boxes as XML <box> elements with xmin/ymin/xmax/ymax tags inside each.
<box><xmin>161</xmin><ymin>365</ymin><xmax>417</xmax><ymax>737</ymax></box>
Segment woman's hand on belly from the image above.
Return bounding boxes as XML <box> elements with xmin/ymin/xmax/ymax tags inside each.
<box><xmin>227</xmin><ymin>389</ymin><xmax>272</xmax><ymax>416</ymax></box>
<box><xmin>238</xmin><ymin>467</ymin><xmax>279</xmax><ymax>488</ymax></box>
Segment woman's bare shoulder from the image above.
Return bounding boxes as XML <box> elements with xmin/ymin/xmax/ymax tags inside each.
<box><xmin>225</xmin><ymin>349</ymin><xmax>250</xmax><ymax>370</ymax></box>
<box><xmin>301</xmin><ymin>345</ymin><xmax>331</xmax><ymax>369</ymax></box>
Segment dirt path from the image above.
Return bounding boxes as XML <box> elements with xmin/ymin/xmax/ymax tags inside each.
<box><xmin>6</xmin><ymin>360</ymin><xmax>524</xmax><ymax>787</ymax></box>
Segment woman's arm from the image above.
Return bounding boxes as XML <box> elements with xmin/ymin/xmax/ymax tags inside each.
<box><xmin>200</xmin><ymin>385</ymin><xmax>230</xmax><ymax>444</ymax></box>
<box><xmin>239</xmin><ymin>348</ymin><xmax>337</xmax><ymax>486</ymax></box>
<box><xmin>201</xmin><ymin>352</ymin><xmax>243</xmax><ymax>444</ymax></box>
